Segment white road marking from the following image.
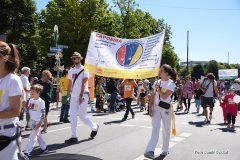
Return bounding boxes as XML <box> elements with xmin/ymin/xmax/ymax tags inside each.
<box><xmin>47</xmin><ymin>124</ymin><xmax>83</xmax><ymax>133</ymax></box>
<box><xmin>139</xmin><ymin>126</ymin><xmax>152</xmax><ymax>129</ymax></box>
<box><xmin>110</xmin><ymin>117</ymin><xmax>122</xmax><ymax>120</ymax></box>
<box><xmin>178</xmin><ymin>132</ymin><xmax>192</xmax><ymax>138</ymax></box>
<box><xmin>134</xmin><ymin>132</ymin><xmax>192</xmax><ymax>160</ymax></box>
<box><xmin>134</xmin><ymin>142</ymin><xmax>177</xmax><ymax>160</ymax></box>
<box><xmin>93</xmin><ymin>117</ymin><xmax>106</xmax><ymax>119</ymax></box>
<box><xmin>171</xmin><ymin>137</ymin><xmax>185</xmax><ymax>142</ymax></box>
<box><xmin>120</xmin><ymin>124</ymin><xmax>136</xmax><ymax>127</ymax></box>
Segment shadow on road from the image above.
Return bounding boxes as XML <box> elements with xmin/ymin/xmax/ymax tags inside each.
<box><xmin>30</xmin><ymin>138</ymin><xmax>94</xmax><ymax>158</ymax></box>
<box><xmin>210</xmin><ymin>127</ymin><xmax>237</xmax><ymax>133</ymax></box>
<box><xmin>175</xmin><ymin>112</ymin><xmax>188</xmax><ymax>115</ymax></box>
<box><xmin>92</xmin><ymin>113</ymin><xmax>109</xmax><ymax>116</ymax></box>
<box><xmin>103</xmin><ymin>120</ymin><xmax>124</xmax><ymax>125</ymax></box>
<box><xmin>188</xmin><ymin>121</ymin><xmax>207</xmax><ymax>127</ymax></box>
<box><xmin>30</xmin><ymin>153</ymin><xmax>103</xmax><ymax>160</ymax></box>
<box><xmin>48</xmin><ymin>122</ymin><xmax>62</xmax><ymax>127</ymax></box>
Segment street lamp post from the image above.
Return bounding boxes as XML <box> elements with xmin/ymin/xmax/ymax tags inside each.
<box><xmin>187</xmin><ymin>30</ymin><xmax>189</xmax><ymax>75</ymax></box>
<box><xmin>54</xmin><ymin>25</ymin><xmax>60</xmax><ymax>108</ymax></box>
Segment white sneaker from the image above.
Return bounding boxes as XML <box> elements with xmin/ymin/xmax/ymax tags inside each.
<box><xmin>209</xmin><ymin>115</ymin><xmax>212</xmax><ymax>120</ymax></box>
<box><xmin>204</xmin><ymin>118</ymin><xmax>209</xmax><ymax>122</ymax></box>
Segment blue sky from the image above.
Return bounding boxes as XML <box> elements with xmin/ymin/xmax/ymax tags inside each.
<box><xmin>36</xmin><ymin>0</ymin><xmax>240</xmax><ymax>64</ymax></box>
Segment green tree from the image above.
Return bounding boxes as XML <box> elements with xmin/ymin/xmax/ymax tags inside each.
<box><xmin>191</xmin><ymin>64</ymin><xmax>204</xmax><ymax>79</ymax></box>
<box><xmin>161</xmin><ymin>44</ymin><xmax>179</xmax><ymax>69</ymax></box>
<box><xmin>0</xmin><ymin>0</ymin><xmax>38</xmax><ymax>69</ymax></box>
<box><xmin>36</xmin><ymin>0</ymin><xmax>179</xmax><ymax>70</ymax></box>
<box><xmin>206</xmin><ymin>60</ymin><xmax>219</xmax><ymax>79</ymax></box>
<box><xmin>179</xmin><ymin>66</ymin><xmax>188</xmax><ymax>78</ymax></box>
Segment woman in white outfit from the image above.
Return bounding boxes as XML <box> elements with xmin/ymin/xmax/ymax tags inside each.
<box><xmin>0</xmin><ymin>41</ymin><xmax>23</xmax><ymax>160</ymax></box>
<box><xmin>144</xmin><ymin>64</ymin><xmax>177</xmax><ymax>159</ymax></box>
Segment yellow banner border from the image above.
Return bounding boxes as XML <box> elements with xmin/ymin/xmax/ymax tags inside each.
<box><xmin>84</xmin><ymin>63</ymin><xmax>159</xmax><ymax>79</ymax></box>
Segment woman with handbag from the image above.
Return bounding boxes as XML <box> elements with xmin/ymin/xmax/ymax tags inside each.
<box><xmin>182</xmin><ymin>75</ymin><xmax>194</xmax><ymax>113</ymax></box>
<box><xmin>144</xmin><ymin>64</ymin><xmax>177</xmax><ymax>159</ymax></box>
<box><xmin>0</xmin><ymin>41</ymin><xmax>23</xmax><ymax>159</ymax></box>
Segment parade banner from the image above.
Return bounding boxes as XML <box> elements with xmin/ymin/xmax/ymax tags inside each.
<box><xmin>84</xmin><ymin>31</ymin><xmax>165</xmax><ymax>79</ymax></box>
<box><xmin>218</xmin><ymin>69</ymin><xmax>238</xmax><ymax>80</ymax></box>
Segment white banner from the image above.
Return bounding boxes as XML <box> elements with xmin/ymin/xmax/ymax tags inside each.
<box><xmin>218</xmin><ymin>69</ymin><xmax>238</xmax><ymax>80</ymax></box>
<box><xmin>84</xmin><ymin>31</ymin><xmax>165</xmax><ymax>79</ymax></box>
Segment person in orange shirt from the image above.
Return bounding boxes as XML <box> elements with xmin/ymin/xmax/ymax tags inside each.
<box><xmin>122</xmin><ymin>79</ymin><xmax>138</xmax><ymax>121</ymax></box>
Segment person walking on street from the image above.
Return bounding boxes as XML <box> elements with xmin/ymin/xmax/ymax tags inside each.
<box><xmin>24</xmin><ymin>84</ymin><xmax>48</xmax><ymax>157</ymax></box>
<box><xmin>0</xmin><ymin>41</ymin><xmax>23</xmax><ymax>159</ymax></box>
<box><xmin>95</xmin><ymin>77</ymin><xmax>105</xmax><ymax>113</ymax></box>
<box><xmin>121</xmin><ymin>79</ymin><xmax>137</xmax><ymax>121</ymax></box>
<box><xmin>222</xmin><ymin>87</ymin><xmax>239</xmax><ymax>129</ymax></box>
<box><xmin>59</xmin><ymin>69</ymin><xmax>70</xmax><ymax>123</ymax></box>
<box><xmin>19</xmin><ymin>67</ymin><xmax>31</xmax><ymax>130</ymax></box>
<box><xmin>106</xmin><ymin>78</ymin><xmax>119</xmax><ymax>113</ymax></box>
<box><xmin>182</xmin><ymin>75</ymin><xmax>194</xmax><ymax>113</ymax></box>
<box><xmin>65</xmin><ymin>52</ymin><xmax>99</xmax><ymax>144</ymax></box>
<box><xmin>200</xmin><ymin>73</ymin><xmax>219</xmax><ymax>123</ymax></box>
<box><xmin>38</xmin><ymin>70</ymin><xmax>53</xmax><ymax>133</ymax></box>
<box><xmin>144</xmin><ymin>64</ymin><xmax>177</xmax><ymax>159</ymax></box>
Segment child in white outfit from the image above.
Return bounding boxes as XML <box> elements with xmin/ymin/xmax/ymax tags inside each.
<box><xmin>24</xmin><ymin>84</ymin><xmax>48</xmax><ymax>157</ymax></box>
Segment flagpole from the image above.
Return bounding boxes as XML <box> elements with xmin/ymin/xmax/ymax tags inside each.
<box><xmin>228</xmin><ymin>52</ymin><xmax>230</xmax><ymax>65</ymax></box>
<box><xmin>187</xmin><ymin>30</ymin><xmax>189</xmax><ymax>75</ymax></box>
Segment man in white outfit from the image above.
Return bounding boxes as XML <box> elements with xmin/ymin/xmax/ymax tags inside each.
<box><xmin>20</xmin><ymin>67</ymin><xmax>31</xmax><ymax>129</ymax></box>
<box><xmin>65</xmin><ymin>52</ymin><xmax>98</xmax><ymax>144</ymax></box>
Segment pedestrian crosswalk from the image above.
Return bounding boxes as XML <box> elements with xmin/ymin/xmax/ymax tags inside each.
<box><xmin>134</xmin><ymin>132</ymin><xmax>192</xmax><ymax>160</ymax></box>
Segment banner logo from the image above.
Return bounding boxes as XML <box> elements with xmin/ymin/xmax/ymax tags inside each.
<box><xmin>116</xmin><ymin>42</ymin><xmax>143</xmax><ymax>67</ymax></box>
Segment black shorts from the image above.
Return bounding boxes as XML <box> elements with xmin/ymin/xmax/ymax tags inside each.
<box><xmin>201</xmin><ymin>96</ymin><xmax>214</xmax><ymax>108</ymax></box>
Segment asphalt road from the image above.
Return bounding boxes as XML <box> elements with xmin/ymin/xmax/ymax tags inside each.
<box><xmin>20</xmin><ymin>100</ymin><xmax>240</xmax><ymax>160</ymax></box>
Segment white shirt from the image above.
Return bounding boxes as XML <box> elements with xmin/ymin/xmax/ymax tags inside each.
<box><xmin>28</xmin><ymin>97</ymin><xmax>45</xmax><ymax>122</ymax></box>
<box><xmin>202</xmin><ymin>79</ymin><xmax>217</xmax><ymax>97</ymax></box>
<box><xmin>153</xmin><ymin>79</ymin><xmax>175</xmax><ymax>105</ymax></box>
<box><xmin>68</xmin><ymin>65</ymin><xmax>89</xmax><ymax>98</ymax></box>
<box><xmin>232</xmin><ymin>83</ymin><xmax>240</xmax><ymax>91</ymax></box>
<box><xmin>0</xmin><ymin>73</ymin><xmax>23</xmax><ymax>124</ymax></box>
<box><xmin>20</xmin><ymin>74</ymin><xmax>31</xmax><ymax>100</ymax></box>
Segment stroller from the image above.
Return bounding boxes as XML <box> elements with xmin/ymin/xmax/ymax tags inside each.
<box><xmin>104</xmin><ymin>93</ymin><xmax>125</xmax><ymax>112</ymax></box>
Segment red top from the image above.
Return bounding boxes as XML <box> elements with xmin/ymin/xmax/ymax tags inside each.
<box><xmin>223</xmin><ymin>93</ymin><xmax>239</xmax><ymax>116</ymax></box>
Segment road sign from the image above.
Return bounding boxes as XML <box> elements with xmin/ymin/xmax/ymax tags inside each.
<box><xmin>50</xmin><ymin>47</ymin><xmax>63</xmax><ymax>53</ymax></box>
<box><xmin>58</xmin><ymin>44</ymin><xmax>68</xmax><ymax>49</ymax></box>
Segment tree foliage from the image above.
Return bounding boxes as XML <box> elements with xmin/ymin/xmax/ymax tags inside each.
<box><xmin>0</xmin><ymin>0</ymin><xmax>38</xmax><ymax>69</ymax></box>
<box><xmin>191</xmin><ymin>64</ymin><xmax>204</xmax><ymax>79</ymax></box>
<box><xmin>206</xmin><ymin>60</ymin><xmax>219</xmax><ymax>79</ymax></box>
<box><xmin>1</xmin><ymin>0</ymin><xmax>180</xmax><ymax>72</ymax></box>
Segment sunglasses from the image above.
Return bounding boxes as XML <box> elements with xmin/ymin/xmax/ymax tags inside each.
<box><xmin>71</xmin><ymin>57</ymin><xmax>79</xmax><ymax>60</ymax></box>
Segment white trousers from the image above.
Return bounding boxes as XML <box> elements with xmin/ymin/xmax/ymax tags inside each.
<box><xmin>70</xmin><ymin>94</ymin><xmax>97</xmax><ymax>138</ymax></box>
<box><xmin>25</xmin><ymin>120</ymin><xmax>47</xmax><ymax>154</ymax></box>
<box><xmin>0</xmin><ymin>126</ymin><xmax>19</xmax><ymax>160</ymax></box>
<box><xmin>146</xmin><ymin>105</ymin><xmax>172</xmax><ymax>153</ymax></box>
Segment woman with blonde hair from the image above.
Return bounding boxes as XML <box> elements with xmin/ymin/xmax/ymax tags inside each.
<box><xmin>38</xmin><ymin>70</ymin><xmax>53</xmax><ymax>133</ymax></box>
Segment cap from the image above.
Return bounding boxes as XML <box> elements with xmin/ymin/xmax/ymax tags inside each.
<box><xmin>229</xmin><ymin>86</ymin><xmax>235</xmax><ymax>91</ymax></box>
<box><xmin>71</xmin><ymin>52</ymin><xmax>83</xmax><ymax>60</ymax></box>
